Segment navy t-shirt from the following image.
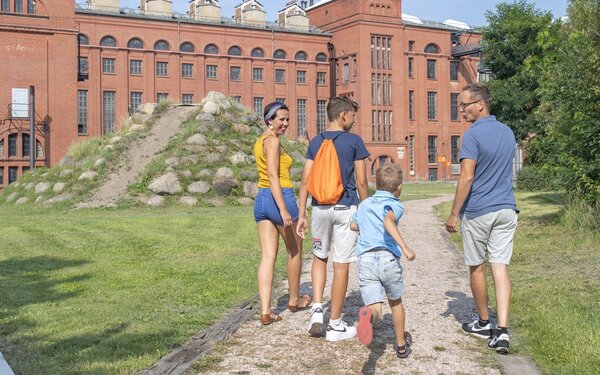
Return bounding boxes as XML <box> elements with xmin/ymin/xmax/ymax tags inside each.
<box><xmin>460</xmin><ymin>115</ymin><xmax>518</xmax><ymax>219</ymax></box>
<box><xmin>306</xmin><ymin>130</ymin><xmax>370</xmax><ymax>206</ymax></box>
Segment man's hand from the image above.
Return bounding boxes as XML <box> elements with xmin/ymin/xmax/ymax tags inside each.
<box><xmin>296</xmin><ymin>216</ymin><xmax>308</xmax><ymax>239</ymax></box>
<box><xmin>445</xmin><ymin>213</ymin><xmax>459</xmax><ymax>233</ymax></box>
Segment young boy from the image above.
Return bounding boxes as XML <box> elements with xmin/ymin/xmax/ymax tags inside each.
<box><xmin>350</xmin><ymin>164</ymin><xmax>416</xmax><ymax>358</ymax></box>
<box><xmin>296</xmin><ymin>96</ymin><xmax>369</xmax><ymax>341</ymax></box>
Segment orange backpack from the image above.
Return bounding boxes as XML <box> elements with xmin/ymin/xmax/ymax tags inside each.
<box><xmin>307</xmin><ymin>133</ymin><xmax>346</xmax><ymax>205</ymax></box>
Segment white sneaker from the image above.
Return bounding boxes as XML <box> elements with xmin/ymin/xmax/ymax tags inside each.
<box><xmin>326</xmin><ymin>320</ymin><xmax>357</xmax><ymax>342</ymax></box>
<box><xmin>308</xmin><ymin>307</ymin><xmax>324</xmax><ymax>337</ymax></box>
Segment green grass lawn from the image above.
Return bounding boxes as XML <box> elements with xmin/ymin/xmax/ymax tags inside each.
<box><xmin>437</xmin><ymin>192</ymin><xmax>600</xmax><ymax>375</ymax></box>
<box><xmin>0</xmin><ymin>182</ymin><xmax>455</xmax><ymax>374</ymax></box>
<box><xmin>399</xmin><ymin>182</ymin><xmax>456</xmax><ymax>201</ymax></box>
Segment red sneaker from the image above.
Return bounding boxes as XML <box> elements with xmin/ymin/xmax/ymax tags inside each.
<box><xmin>357</xmin><ymin>306</ymin><xmax>373</xmax><ymax>346</ymax></box>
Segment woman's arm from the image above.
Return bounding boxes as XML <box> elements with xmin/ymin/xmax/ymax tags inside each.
<box><xmin>264</xmin><ymin>136</ymin><xmax>292</xmax><ymax>227</ymax></box>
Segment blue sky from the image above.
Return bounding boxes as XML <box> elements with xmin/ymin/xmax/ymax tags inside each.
<box><xmin>118</xmin><ymin>0</ymin><xmax>569</xmax><ymax>27</ymax></box>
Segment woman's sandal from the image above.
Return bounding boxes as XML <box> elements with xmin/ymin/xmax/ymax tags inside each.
<box><xmin>395</xmin><ymin>331</ymin><xmax>413</xmax><ymax>359</ymax></box>
<box><xmin>288</xmin><ymin>295</ymin><xmax>312</xmax><ymax>313</ymax></box>
<box><xmin>260</xmin><ymin>313</ymin><xmax>283</xmax><ymax>325</ymax></box>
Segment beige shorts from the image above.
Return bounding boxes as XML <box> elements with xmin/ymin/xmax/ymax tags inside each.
<box><xmin>461</xmin><ymin>209</ymin><xmax>518</xmax><ymax>266</ymax></box>
<box><xmin>311</xmin><ymin>205</ymin><xmax>358</xmax><ymax>263</ymax></box>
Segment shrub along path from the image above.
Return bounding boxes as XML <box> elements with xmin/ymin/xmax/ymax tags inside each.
<box><xmin>192</xmin><ymin>196</ymin><xmax>527</xmax><ymax>374</ymax></box>
<box><xmin>76</xmin><ymin>105</ymin><xmax>197</xmax><ymax>209</ymax></box>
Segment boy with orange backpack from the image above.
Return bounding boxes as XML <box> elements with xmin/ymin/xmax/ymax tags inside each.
<box><xmin>296</xmin><ymin>96</ymin><xmax>370</xmax><ymax>341</ymax></box>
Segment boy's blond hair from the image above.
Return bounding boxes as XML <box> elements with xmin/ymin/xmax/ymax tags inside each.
<box><xmin>376</xmin><ymin>164</ymin><xmax>403</xmax><ymax>192</ymax></box>
<box><xmin>326</xmin><ymin>96</ymin><xmax>359</xmax><ymax>122</ymax></box>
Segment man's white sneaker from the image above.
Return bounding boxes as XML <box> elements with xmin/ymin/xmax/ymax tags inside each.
<box><xmin>308</xmin><ymin>307</ymin><xmax>324</xmax><ymax>337</ymax></box>
<box><xmin>325</xmin><ymin>320</ymin><xmax>357</xmax><ymax>342</ymax></box>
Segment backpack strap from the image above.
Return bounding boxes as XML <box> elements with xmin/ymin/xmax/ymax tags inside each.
<box><xmin>324</xmin><ymin>131</ymin><xmax>351</xmax><ymax>200</ymax></box>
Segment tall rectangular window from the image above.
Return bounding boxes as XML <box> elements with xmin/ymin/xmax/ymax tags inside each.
<box><xmin>103</xmin><ymin>91</ymin><xmax>116</xmax><ymax>134</ymax></box>
<box><xmin>182</xmin><ymin>63</ymin><xmax>193</xmax><ymax>78</ymax></box>
<box><xmin>427</xmin><ymin>59</ymin><xmax>436</xmax><ymax>79</ymax></box>
<box><xmin>230</xmin><ymin>66</ymin><xmax>240</xmax><ymax>81</ymax></box>
<box><xmin>206</xmin><ymin>65</ymin><xmax>217</xmax><ymax>79</ymax></box>
<box><xmin>296</xmin><ymin>70</ymin><xmax>306</xmax><ymax>84</ymax></box>
<box><xmin>0</xmin><ymin>140</ymin><xmax>3</xmax><ymax>157</ymax></box>
<box><xmin>408</xmin><ymin>40</ymin><xmax>415</xmax><ymax>51</ymax></box>
<box><xmin>182</xmin><ymin>94</ymin><xmax>193</xmax><ymax>105</ymax></box>
<box><xmin>371</xmin><ymin>110</ymin><xmax>376</xmax><ymax>141</ymax></box>
<box><xmin>409</xmin><ymin>135</ymin><xmax>415</xmax><ymax>175</ymax></box>
<box><xmin>9</xmin><ymin>166</ymin><xmax>18</xmax><ymax>184</ymax></box>
<box><xmin>79</xmin><ymin>57</ymin><xmax>89</xmax><ymax>76</ymax></box>
<box><xmin>1</xmin><ymin>0</ymin><xmax>9</xmax><ymax>12</ymax></box>
<box><xmin>156</xmin><ymin>61</ymin><xmax>168</xmax><ymax>77</ymax></box>
<box><xmin>253</xmin><ymin>97</ymin><xmax>263</xmax><ymax>115</ymax></box>
<box><xmin>22</xmin><ymin>133</ymin><xmax>30</xmax><ymax>157</ymax></box>
<box><xmin>427</xmin><ymin>91</ymin><xmax>438</xmax><ymax>120</ymax></box>
<box><xmin>102</xmin><ymin>58</ymin><xmax>115</xmax><ymax>73</ymax></box>
<box><xmin>26</xmin><ymin>0</ymin><xmax>34</xmax><ymax>13</ymax></box>
<box><xmin>14</xmin><ymin>0</ymin><xmax>22</xmax><ymax>13</ymax></box>
<box><xmin>275</xmin><ymin>98</ymin><xmax>286</xmax><ymax>103</ymax></box>
<box><xmin>451</xmin><ymin>93</ymin><xmax>459</xmax><ymax>121</ymax></box>
<box><xmin>451</xmin><ymin>136</ymin><xmax>461</xmax><ymax>164</ymax></box>
<box><xmin>8</xmin><ymin>134</ymin><xmax>17</xmax><ymax>157</ymax></box>
<box><xmin>297</xmin><ymin>99</ymin><xmax>306</xmax><ymax>137</ymax></box>
<box><xmin>317</xmin><ymin>100</ymin><xmax>327</xmax><ymax>133</ymax></box>
<box><xmin>450</xmin><ymin>60</ymin><xmax>460</xmax><ymax>81</ymax></box>
<box><xmin>275</xmin><ymin>69</ymin><xmax>285</xmax><ymax>83</ymax></box>
<box><xmin>0</xmin><ymin>167</ymin><xmax>3</xmax><ymax>186</ymax></box>
<box><xmin>428</xmin><ymin>135</ymin><xmax>437</xmax><ymax>163</ymax></box>
<box><xmin>77</xmin><ymin>90</ymin><xmax>88</xmax><ymax>135</ymax></box>
<box><xmin>408</xmin><ymin>57</ymin><xmax>414</xmax><ymax>78</ymax></box>
<box><xmin>130</xmin><ymin>60</ymin><xmax>142</xmax><ymax>75</ymax></box>
<box><xmin>409</xmin><ymin>90</ymin><xmax>414</xmax><ymax>120</ymax></box>
<box><xmin>130</xmin><ymin>92</ymin><xmax>142</xmax><ymax>114</ymax></box>
<box><xmin>156</xmin><ymin>93</ymin><xmax>169</xmax><ymax>102</ymax></box>
<box><xmin>253</xmin><ymin>67</ymin><xmax>264</xmax><ymax>81</ymax></box>
<box><xmin>371</xmin><ymin>36</ymin><xmax>375</xmax><ymax>69</ymax></box>
<box><xmin>231</xmin><ymin>96</ymin><xmax>241</xmax><ymax>104</ymax></box>
<box><xmin>343</xmin><ymin>63</ymin><xmax>349</xmax><ymax>82</ymax></box>
<box><xmin>317</xmin><ymin>72</ymin><xmax>326</xmax><ymax>85</ymax></box>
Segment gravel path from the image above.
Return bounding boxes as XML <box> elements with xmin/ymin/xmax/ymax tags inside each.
<box><xmin>201</xmin><ymin>195</ymin><xmax>501</xmax><ymax>375</ymax></box>
<box><xmin>77</xmin><ymin>105</ymin><xmax>197</xmax><ymax>209</ymax></box>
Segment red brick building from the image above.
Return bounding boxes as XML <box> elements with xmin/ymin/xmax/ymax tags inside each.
<box><xmin>0</xmin><ymin>0</ymin><xmax>483</xmax><ymax>186</ymax></box>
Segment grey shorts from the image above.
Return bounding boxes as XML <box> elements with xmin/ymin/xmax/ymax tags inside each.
<box><xmin>358</xmin><ymin>250</ymin><xmax>404</xmax><ymax>305</ymax></box>
<box><xmin>461</xmin><ymin>209</ymin><xmax>518</xmax><ymax>266</ymax></box>
<box><xmin>311</xmin><ymin>205</ymin><xmax>358</xmax><ymax>263</ymax></box>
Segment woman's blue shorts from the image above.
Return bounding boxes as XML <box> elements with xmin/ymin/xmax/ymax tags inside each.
<box><xmin>254</xmin><ymin>188</ymin><xmax>299</xmax><ymax>225</ymax></box>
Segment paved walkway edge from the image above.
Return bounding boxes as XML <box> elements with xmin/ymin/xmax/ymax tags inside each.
<box><xmin>0</xmin><ymin>351</ymin><xmax>16</xmax><ymax>375</ymax></box>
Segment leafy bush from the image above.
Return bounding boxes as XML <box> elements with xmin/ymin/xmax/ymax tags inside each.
<box><xmin>516</xmin><ymin>165</ymin><xmax>567</xmax><ymax>191</ymax></box>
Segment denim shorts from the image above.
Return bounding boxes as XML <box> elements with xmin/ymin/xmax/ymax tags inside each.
<box><xmin>254</xmin><ymin>188</ymin><xmax>299</xmax><ymax>226</ymax></box>
<box><xmin>358</xmin><ymin>249</ymin><xmax>404</xmax><ymax>306</ymax></box>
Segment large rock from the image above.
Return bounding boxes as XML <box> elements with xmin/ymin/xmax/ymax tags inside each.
<box><xmin>233</xmin><ymin>123</ymin><xmax>251</xmax><ymax>135</ymax></box>
<box><xmin>290</xmin><ymin>151</ymin><xmax>305</xmax><ymax>163</ymax></box>
<box><xmin>196</xmin><ymin>113</ymin><xmax>215</xmax><ymax>122</ymax></box>
<box><xmin>187</xmin><ymin>181</ymin><xmax>211</xmax><ymax>194</ymax></box>
<box><xmin>53</xmin><ymin>182</ymin><xmax>66</xmax><ymax>193</ymax></box>
<box><xmin>206</xmin><ymin>197</ymin><xmax>226</xmax><ymax>207</ymax></box>
<box><xmin>131</xmin><ymin>112</ymin><xmax>150</xmax><ymax>124</ymax></box>
<box><xmin>202</xmin><ymin>100</ymin><xmax>220</xmax><ymax>115</ymax></box>
<box><xmin>58</xmin><ymin>155</ymin><xmax>75</xmax><ymax>167</ymax></box>
<box><xmin>35</xmin><ymin>182</ymin><xmax>51</xmax><ymax>194</ymax></box>
<box><xmin>60</xmin><ymin>169</ymin><xmax>73</xmax><ymax>177</ymax></box>
<box><xmin>24</xmin><ymin>182</ymin><xmax>35</xmax><ymax>190</ymax></box>
<box><xmin>238</xmin><ymin>197</ymin><xmax>254</xmax><ymax>206</ymax></box>
<box><xmin>146</xmin><ymin>195</ymin><xmax>165</xmax><ymax>207</ymax></box>
<box><xmin>205</xmin><ymin>153</ymin><xmax>222</xmax><ymax>164</ymax></box>
<box><xmin>210</xmin><ymin>122</ymin><xmax>229</xmax><ymax>134</ymax></box>
<box><xmin>180</xmin><ymin>170</ymin><xmax>192</xmax><ymax>178</ymax></box>
<box><xmin>109</xmin><ymin>136</ymin><xmax>122</xmax><ymax>144</ymax></box>
<box><xmin>214</xmin><ymin>167</ymin><xmax>234</xmax><ymax>181</ymax></box>
<box><xmin>78</xmin><ymin>171</ymin><xmax>98</xmax><ymax>181</ymax></box>
<box><xmin>186</xmin><ymin>134</ymin><xmax>207</xmax><ymax>146</ymax></box>
<box><xmin>43</xmin><ymin>193</ymin><xmax>73</xmax><ymax>205</ymax></box>
<box><xmin>15</xmin><ymin>197</ymin><xmax>28</xmax><ymax>205</ymax></box>
<box><xmin>6</xmin><ymin>192</ymin><xmax>19</xmax><ymax>203</ymax></box>
<box><xmin>197</xmin><ymin>169</ymin><xmax>213</xmax><ymax>180</ymax></box>
<box><xmin>137</xmin><ymin>102</ymin><xmax>156</xmax><ymax>115</ymax></box>
<box><xmin>94</xmin><ymin>158</ymin><xmax>106</xmax><ymax>167</ymax></box>
<box><xmin>179</xmin><ymin>196</ymin><xmax>198</xmax><ymax>206</ymax></box>
<box><xmin>213</xmin><ymin>179</ymin><xmax>238</xmax><ymax>196</ymax></box>
<box><xmin>165</xmin><ymin>157</ymin><xmax>179</xmax><ymax>167</ymax></box>
<box><xmin>182</xmin><ymin>155</ymin><xmax>198</xmax><ymax>164</ymax></box>
<box><xmin>183</xmin><ymin>144</ymin><xmax>205</xmax><ymax>153</ymax></box>
<box><xmin>243</xmin><ymin>181</ymin><xmax>258</xmax><ymax>198</ymax></box>
<box><xmin>149</xmin><ymin>172</ymin><xmax>182</xmax><ymax>195</ymax></box>
<box><xmin>229</xmin><ymin>151</ymin><xmax>249</xmax><ymax>165</ymax></box>
<box><xmin>239</xmin><ymin>170</ymin><xmax>256</xmax><ymax>181</ymax></box>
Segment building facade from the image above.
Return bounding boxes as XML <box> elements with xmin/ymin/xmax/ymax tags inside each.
<box><xmin>0</xmin><ymin>0</ymin><xmax>483</xmax><ymax>187</ymax></box>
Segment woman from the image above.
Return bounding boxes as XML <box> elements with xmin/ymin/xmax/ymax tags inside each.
<box><xmin>253</xmin><ymin>102</ymin><xmax>311</xmax><ymax>325</ymax></box>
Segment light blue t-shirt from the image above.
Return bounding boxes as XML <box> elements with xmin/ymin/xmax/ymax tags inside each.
<box><xmin>306</xmin><ymin>130</ymin><xmax>370</xmax><ymax>206</ymax></box>
<box><xmin>352</xmin><ymin>191</ymin><xmax>404</xmax><ymax>258</ymax></box>
<box><xmin>460</xmin><ymin>115</ymin><xmax>518</xmax><ymax>219</ymax></box>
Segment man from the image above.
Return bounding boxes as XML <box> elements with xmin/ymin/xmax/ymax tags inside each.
<box><xmin>296</xmin><ymin>96</ymin><xmax>369</xmax><ymax>341</ymax></box>
<box><xmin>446</xmin><ymin>84</ymin><xmax>519</xmax><ymax>355</ymax></box>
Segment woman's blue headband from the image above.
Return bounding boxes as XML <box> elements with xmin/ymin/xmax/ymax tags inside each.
<box><xmin>264</xmin><ymin>102</ymin><xmax>287</xmax><ymax>125</ymax></box>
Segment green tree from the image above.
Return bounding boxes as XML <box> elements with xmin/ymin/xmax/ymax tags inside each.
<box><xmin>482</xmin><ymin>1</ymin><xmax>555</xmax><ymax>140</ymax></box>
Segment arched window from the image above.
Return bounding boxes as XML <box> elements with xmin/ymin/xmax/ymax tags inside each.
<box><xmin>295</xmin><ymin>51</ymin><xmax>308</xmax><ymax>61</ymax></box>
<box><xmin>36</xmin><ymin>140</ymin><xmax>44</xmax><ymax>158</ymax></box>
<box><xmin>251</xmin><ymin>47</ymin><xmax>264</xmax><ymax>58</ymax></box>
<box><xmin>273</xmin><ymin>49</ymin><xmax>287</xmax><ymax>59</ymax></box>
<box><xmin>180</xmin><ymin>42</ymin><xmax>195</xmax><ymax>53</ymax></box>
<box><xmin>424</xmin><ymin>43</ymin><xmax>440</xmax><ymax>54</ymax></box>
<box><xmin>228</xmin><ymin>46</ymin><xmax>242</xmax><ymax>56</ymax></box>
<box><xmin>100</xmin><ymin>36</ymin><xmax>116</xmax><ymax>47</ymax></box>
<box><xmin>316</xmin><ymin>52</ymin><xmax>327</xmax><ymax>62</ymax></box>
<box><xmin>127</xmin><ymin>38</ymin><xmax>144</xmax><ymax>49</ymax></box>
<box><xmin>154</xmin><ymin>40</ymin><xmax>170</xmax><ymax>51</ymax></box>
<box><xmin>204</xmin><ymin>44</ymin><xmax>219</xmax><ymax>54</ymax></box>
<box><xmin>78</xmin><ymin>34</ymin><xmax>89</xmax><ymax>45</ymax></box>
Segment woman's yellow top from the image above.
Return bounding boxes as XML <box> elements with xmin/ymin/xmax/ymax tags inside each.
<box><xmin>254</xmin><ymin>134</ymin><xmax>294</xmax><ymax>188</ymax></box>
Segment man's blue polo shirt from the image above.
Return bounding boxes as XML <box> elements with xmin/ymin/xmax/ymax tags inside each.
<box><xmin>352</xmin><ymin>191</ymin><xmax>404</xmax><ymax>258</ymax></box>
<box><xmin>460</xmin><ymin>115</ymin><xmax>518</xmax><ymax>219</ymax></box>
